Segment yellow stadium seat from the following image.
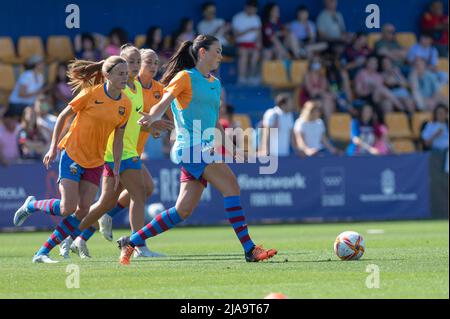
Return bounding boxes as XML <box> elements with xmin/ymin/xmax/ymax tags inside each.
<box><xmin>0</xmin><ymin>64</ymin><xmax>16</xmax><ymax>91</ymax></box>
<box><xmin>392</xmin><ymin>139</ymin><xmax>416</xmax><ymax>154</ymax></box>
<box><xmin>441</xmin><ymin>84</ymin><xmax>449</xmax><ymax>97</ymax></box>
<box><xmin>396</xmin><ymin>32</ymin><xmax>417</xmax><ymax>48</ymax></box>
<box><xmin>231</xmin><ymin>113</ymin><xmax>253</xmax><ymax>153</ymax></box>
<box><xmin>385</xmin><ymin>112</ymin><xmax>412</xmax><ymax>139</ymax></box>
<box><xmin>328</xmin><ymin>113</ymin><xmax>352</xmax><ymax>142</ymax></box>
<box><xmin>17</xmin><ymin>36</ymin><xmax>45</xmax><ymax>63</ymax></box>
<box><xmin>412</xmin><ymin>112</ymin><xmax>432</xmax><ymax>139</ymax></box>
<box><xmin>290</xmin><ymin>60</ymin><xmax>308</xmax><ymax>85</ymax></box>
<box><xmin>262</xmin><ymin>60</ymin><xmax>291</xmax><ymax>88</ymax></box>
<box><xmin>47</xmin><ymin>36</ymin><xmax>74</xmax><ymax>62</ymax></box>
<box><xmin>134</xmin><ymin>34</ymin><xmax>147</xmax><ymax>48</ymax></box>
<box><xmin>438</xmin><ymin>58</ymin><xmax>448</xmax><ymax>72</ymax></box>
<box><xmin>367</xmin><ymin>32</ymin><xmax>381</xmax><ymax>49</ymax></box>
<box><xmin>0</xmin><ymin>37</ymin><xmax>20</xmax><ymax>64</ymax></box>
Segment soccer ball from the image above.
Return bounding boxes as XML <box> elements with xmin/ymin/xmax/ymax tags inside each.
<box><xmin>146</xmin><ymin>203</ymin><xmax>165</xmax><ymax>222</ymax></box>
<box><xmin>334</xmin><ymin>231</ymin><xmax>365</xmax><ymax>260</ymax></box>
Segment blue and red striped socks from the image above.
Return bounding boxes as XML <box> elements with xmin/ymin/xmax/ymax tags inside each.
<box><xmin>106</xmin><ymin>202</ymin><xmax>125</xmax><ymax>218</ymax></box>
<box><xmin>36</xmin><ymin>214</ymin><xmax>81</xmax><ymax>256</ymax></box>
<box><xmin>27</xmin><ymin>199</ymin><xmax>62</xmax><ymax>216</ymax></box>
<box><xmin>224</xmin><ymin>196</ymin><xmax>255</xmax><ymax>253</ymax></box>
<box><xmin>78</xmin><ymin>226</ymin><xmax>97</xmax><ymax>242</ymax></box>
<box><xmin>129</xmin><ymin>207</ymin><xmax>183</xmax><ymax>247</ymax></box>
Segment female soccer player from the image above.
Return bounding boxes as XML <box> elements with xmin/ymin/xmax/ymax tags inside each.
<box><xmin>98</xmin><ymin>48</ymin><xmax>174</xmax><ymax>243</ymax></box>
<box><xmin>13</xmin><ymin>56</ymin><xmax>132</xmax><ymax>263</ymax></box>
<box><xmin>117</xmin><ymin>35</ymin><xmax>278</xmax><ymax>265</ymax></box>
<box><xmin>66</xmin><ymin>45</ymin><xmax>174</xmax><ymax>258</ymax></box>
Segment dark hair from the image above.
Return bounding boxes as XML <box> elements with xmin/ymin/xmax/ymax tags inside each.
<box><xmin>262</xmin><ymin>2</ymin><xmax>278</xmax><ymax>23</ymax></box>
<box><xmin>144</xmin><ymin>26</ymin><xmax>163</xmax><ymax>51</ymax></box>
<box><xmin>246</xmin><ymin>0</ymin><xmax>258</xmax><ymax>8</ymax></box>
<box><xmin>160</xmin><ymin>34</ymin><xmax>219</xmax><ymax>86</ymax></box>
<box><xmin>108</xmin><ymin>27</ymin><xmax>129</xmax><ymax>46</ymax></box>
<box><xmin>202</xmin><ymin>1</ymin><xmax>216</xmax><ymax>12</ymax></box>
<box><xmin>358</xmin><ymin>104</ymin><xmax>375</xmax><ymax>126</ymax></box>
<box><xmin>56</xmin><ymin>62</ymin><xmax>69</xmax><ymax>83</ymax></box>
<box><xmin>420</xmin><ymin>31</ymin><xmax>434</xmax><ymax>39</ymax></box>
<box><xmin>296</xmin><ymin>5</ymin><xmax>308</xmax><ymax>14</ymax></box>
<box><xmin>225</xmin><ymin>104</ymin><xmax>235</xmax><ymax>115</ymax></box>
<box><xmin>81</xmin><ymin>33</ymin><xmax>96</xmax><ymax>49</ymax></box>
<box><xmin>275</xmin><ymin>92</ymin><xmax>290</xmax><ymax>106</ymax></box>
<box><xmin>433</xmin><ymin>104</ymin><xmax>449</xmax><ymax>122</ymax></box>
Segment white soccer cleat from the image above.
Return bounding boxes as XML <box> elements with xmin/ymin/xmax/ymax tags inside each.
<box><xmin>59</xmin><ymin>237</ymin><xmax>73</xmax><ymax>259</ymax></box>
<box><xmin>133</xmin><ymin>245</ymin><xmax>166</xmax><ymax>258</ymax></box>
<box><xmin>32</xmin><ymin>254</ymin><xmax>59</xmax><ymax>263</ymax></box>
<box><xmin>13</xmin><ymin>196</ymin><xmax>35</xmax><ymax>226</ymax></box>
<box><xmin>71</xmin><ymin>237</ymin><xmax>91</xmax><ymax>259</ymax></box>
<box><xmin>99</xmin><ymin>214</ymin><xmax>113</xmax><ymax>241</ymax></box>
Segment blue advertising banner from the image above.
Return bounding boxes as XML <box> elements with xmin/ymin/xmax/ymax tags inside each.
<box><xmin>0</xmin><ymin>153</ymin><xmax>430</xmax><ymax>230</ymax></box>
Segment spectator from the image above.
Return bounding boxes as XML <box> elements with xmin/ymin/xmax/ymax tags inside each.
<box><xmin>34</xmin><ymin>94</ymin><xmax>57</xmax><ymax>145</ymax></box>
<box><xmin>381</xmin><ymin>57</ymin><xmax>416</xmax><ymax>113</ymax></box>
<box><xmin>174</xmin><ymin>18</ymin><xmax>196</xmax><ymax>50</ymax></box>
<box><xmin>103</xmin><ymin>27</ymin><xmax>128</xmax><ymax>58</ymax></box>
<box><xmin>407</xmin><ymin>32</ymin><xmax>440</xmax><ymax>69</ymax></box>
<box><xmin>293</xmin><ymin>100</ymin><xmax>340</xmax><ymax>156</ymax></box>
<box><xmin>0</xmin><ymin>111</ymin><xmax>20</xmax><ymax>167</ymax></box>
<box><xmin>421</xmin><ymin>104</ymin><xmax>449</xmax><ymax>151</ymax></box>
<box><xmin>299</xmin><ymin>57</ymin><xmax>335</xmax><ymax>120</ymax></box>
<box><xmin>76</xmin><ymin>33</ymin><xmax>102</xmax><ymax>61</ymax></box>
<box><xmin>143</xmin><ymin>26</ymin><xmax>172</xmax><ymax>67</ymax></box>
<box><xmin>260</xmin><ymin>93</ymin><xmax>295</xmax><ymax>156</ymax></box>
<box><xmin>354</xmin><ymin>56</ymin><xmax>404</xmax><ymax>113</ymax></box>
<box><xmin>420</xmin><ymin>0</ymin><xmax>449</xmax><ymax>57</ymax></box>
<box><xmin>373</xmin><ymin>117</ymin><xmax>393</xmax><ymax>155</ymax></box>
<box><xmin>346</xmin><ymin>104</ymin><xmax>382</xmax><ymax>156</ymax></box>
<box><xmin>197</xmin><ymin>2</ymin><xmax>234</xmax><ymax>56</ymax></box>
<box><xmin>232</xmin><ymin>0</ymin><xmax>262</xmax><ymax>85</ymax></box>
<box><xmin>51</xmin><ymin>62</ymin><xmax>72</xmax><ymax>113</ymax></box>
<box><xmin>17</xmin><ymin>106</ymin><xmax>47</xmax><ymax>160</ymax></box>
<box><xmin>316</xmin><ymin>0</ymin><xmax>347</xmax><ymax>43</ymax></box>
<box><xmin>8</xmin><ymin>55</ymin><xmax>46</xmax><ymax>117</ymax></box>
<box><xmin>409</xmin><ymin>58</ymin><xmax>446</xmax><ymax>111</ymax></box>
<box><xmin>261</xmin><ymin>3</ymin><xmax>289</xmax><ymax>60</ymax></box>
<box><xmin>289</xmin><ymin>5</ymin><xmax>328</xmax><ymax>59</ymax></box>
<box><xmin>375</xmin><ymin>23</ymin><xmax>408</xmax><ymax>66</ymax></box>
<box><xmin>341</xmin><ymin>32</ymin><xmax>372</xmax><ymax>79</ymax></box>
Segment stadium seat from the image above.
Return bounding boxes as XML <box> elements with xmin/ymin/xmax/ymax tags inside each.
<box><xmin>46</xmin><ymin>36</ymin><xmax>74</xmax><ymax>62</ymax></box>
<box><xmin>232</xmin><ymin>113</ymin><xmax>253</xmax><ymax>153</ymax></box>
<box><xmin>0</xmin><ymin>37</ymin><xmax>20</xmax><ymax>64</ymax></box>
<box><xmin>392</xmin><ymin>139</ymin><xmax>416</xmax><ymax>154</ymax></box>
<box><xmin>328</xmin><ymin>113</ymin><xmax>352</xmax><ymax>142</ymax></box>
<box><xmin>290</xmin><ymin>60</ymin><xmax>308</xmax><ymax>85</ymax></box>
<box><xmin>0</xmin><ymin>64</ymin><xmax>16</xmax><ymax>91</ymax></box>
<box><xmin>395</xmin><ymin>32</ymin><xmax>417</xmax><ymax>48</ymax></box>
<box><xmin>441</xmin><ymin>84</ymin><xmax>449</xmax><ymax>97</ymax></box>
<box><xmin>262</xmin><ymin>60</ymin><xmax>291</xmax><ymax>88</ymax></box>
<box><xmin>437</xmin><ymin>58</ymin><xmax>448</xmax><ymax>72</ymax></box>
<box><xmin>411</xmin><ymin>112</ymin><xmax>432</xmax><ymax>139</ymax></box>
<box><xmin>367</xmin><ymin>32</ymin><xmax>381</xmax><ymax>49</ymax></box>
<box><xmin>385</xmin><ymin>112</ymin><xmax>412</xmax><ymax>139</ymax></box>
<box><xmin>134</xmin><ymin>34</ymin><xmax>146</xmax><ymax>48</ymax></box>
<box><xmin>46</xmin><ymin>61</ymin><xmax>59</xmax><ymax>84</ymax></box>
<box><xmin>17</xmin><ymin>36</ymin><xmax>45</xmax><ymax>63</ymax></box>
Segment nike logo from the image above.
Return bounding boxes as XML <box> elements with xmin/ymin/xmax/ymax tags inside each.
<box><xmin>135</xmin><ymin>105</ymin><xmax>142</xmax><ymax>112</ymax></box>
<box><xmin>210</xmin><ymin>87</ymin><xmax>215</xmax><ymax>90</ymax></box>
<box><xmin>95</xmin><ymin>100</ymin><xmax>104</xmax><ymax>104</ymax></box>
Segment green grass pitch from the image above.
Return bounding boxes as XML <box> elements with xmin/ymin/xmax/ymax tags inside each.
<box><xmin>0</xmin><ymin>220</ymin><xmax>448</xmax><ymax>299</ymax></box>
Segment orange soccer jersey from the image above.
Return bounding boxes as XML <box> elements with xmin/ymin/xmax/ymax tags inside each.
<box><xmin>136</xmin><ymin>79</ymin><xmax>173</xmax><ymax>156</ymax></box>
<box><xmin>59</xmin><ymin>84</ymin><xmax>131</xmax><ymax>168</ymax></box>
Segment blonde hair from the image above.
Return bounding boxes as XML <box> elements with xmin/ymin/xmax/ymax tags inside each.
<box><xmin>120</xmin><ymin>43</ymin><xmax>140</xmax><ymax>59</ymax></box>
<box><xmin>67</xmin><ymin>56</ymin><xmax>126</xmax><ymax>93</ymax></box>
<box><xmin>140</xmin><ymin>48</ymin><xmax>158</xmax><ymax>63</ymax></box>
<box><xmin>299</xmin><ymin>100</ymin><xmax>321</xmax><ymax>122</ymax></box>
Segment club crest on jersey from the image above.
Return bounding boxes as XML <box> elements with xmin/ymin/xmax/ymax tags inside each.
<box><xmin>119</xmin><ymin>106</ymin><xmax>126</xmax><ymax>116</ymax></box>
<box><xmin>69</xmin><ymin>162</ymin><xmax>78</xmax><ymax>175</ymax></box>
<box><xmin>132</xmin><ymin>157</ymin><xmax>139</xmax><ymax>163</ymax></box>
<box><xmin>154</xmin><ymin>92</ymin><xmax>161</xmax><ymax>100</ymax></box>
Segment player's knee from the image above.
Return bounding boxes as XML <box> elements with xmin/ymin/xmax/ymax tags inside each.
<box><xmin>59</xmin><ymin>201</ymin><xmax>77</xmax><ymax>216</ymax></box>
<box><xmin>145</xmin><ymin>180</ymin><xmax>154</xmax><ymax>198</ymax></box>
<box><xmin>176</xmin><ymin>205</ymin><xmax>195</xmax><ymax>220</ymax></box>
<box><xmin>222</xmin><ymin>182</ymin><xmax>240</xmax><ymax>197</ymax></box>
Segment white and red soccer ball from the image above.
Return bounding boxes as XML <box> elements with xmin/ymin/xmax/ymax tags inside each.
<box><xmin>334</xmin><ymin>231</ymin><xmax>365</xmax><ymax>260</ymax></box>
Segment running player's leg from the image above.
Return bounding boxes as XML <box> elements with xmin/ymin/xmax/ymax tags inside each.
<box><xmin>118</xmin><ymin>180</ymin><xmax>204</xmax><ymax>264</ymax></box>
<box><xmin>203</xmin><ymin>163</ymin><xmax>277</xmax><ymax>262</ymax></box>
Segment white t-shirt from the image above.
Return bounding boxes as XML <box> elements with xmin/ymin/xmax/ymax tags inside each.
<box><xmin>262</xmin><ymin>106</ymin><xmax>294</xmax><ymax>156</ymax></box>
<box><xmin>232</xmin><ymin>11</ymin><xmax>261</xmax><ymax>44</ymax></box>
<box><xmin>294</xmin><ymin>118</ymin><xmax>325</xmax><ymax>150</ymax></box>
<box><xmin>197</xmin><ymin>18</ymin><xmax>228</xmax><ymax>46</ymax></box>
<box><xmin>9</xmin><ymin>70</ymin><xmax>44</xmax><ymax>105</ymax></box>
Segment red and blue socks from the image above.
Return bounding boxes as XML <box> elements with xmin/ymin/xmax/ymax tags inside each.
<box><xmin>106</xmin><ymin>202</ymin><xmax>125</xmax><ymax>218</ymax></box>
<box><xmin>36</xmin><ymin>214</ymin><xmax>81</xmax><ymax>256</ymax></box>
<box><xmin>27</xmin><ymin>199</ymin><xmax>62</xmax><ymax>216</ymax></box>
<box><xmin>224</xmin><ymin>196</ymin><xmax>255</xmax><ymax>253</ymax></box>
<box><xmin>129</xmin><ymin>207</ymin><xmax>183</xmax><ymax>247</ymax></box>
<box><xmin>78</xmin><ymin>226</ymin><xmax>97</xmax><ymax>242</ymax></box>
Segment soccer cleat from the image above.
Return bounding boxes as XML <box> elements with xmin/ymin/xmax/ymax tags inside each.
<box><xmin>133</xmin><ymin>245</ymin><xmax>165</xmax><ymax>258</ymax></box>
<box><xmin>71</xmin><ymin>237</ymin><xmax>91</xmax><ymax>259</ymax></box>
<box><xmin>13</xmin><ymin>196</ymin><xmax>35</xmax><ymax>226</ymax></box>
<box><xmin>245</xmin><ymin>245</ymin><xmax>278</xmax><ymax>262</ymax></box>
<box><xmin>117</xmin><ymin>236</ymin><xmax>134</xmax><ymax>265</ymax></box>
<box><xmin>99</xmin><ymin>214</ymin><xmax>113</xmax><ymax>241</ymax></box>
<box><xmin>32</xmin><ymin>254</ymin><xmax>59</xmax><ymax>264</ymax></box>
<box><xmin>59</xmin><ymin>237</ymin><xmax>73</xmax><ymax>259</ymax></box>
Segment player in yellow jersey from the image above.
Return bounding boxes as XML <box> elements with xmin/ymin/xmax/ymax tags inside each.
<box><xmin>61</xmin><ymin>45</ymin><xmax>173</xmax><ymax>258</ymax></box>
